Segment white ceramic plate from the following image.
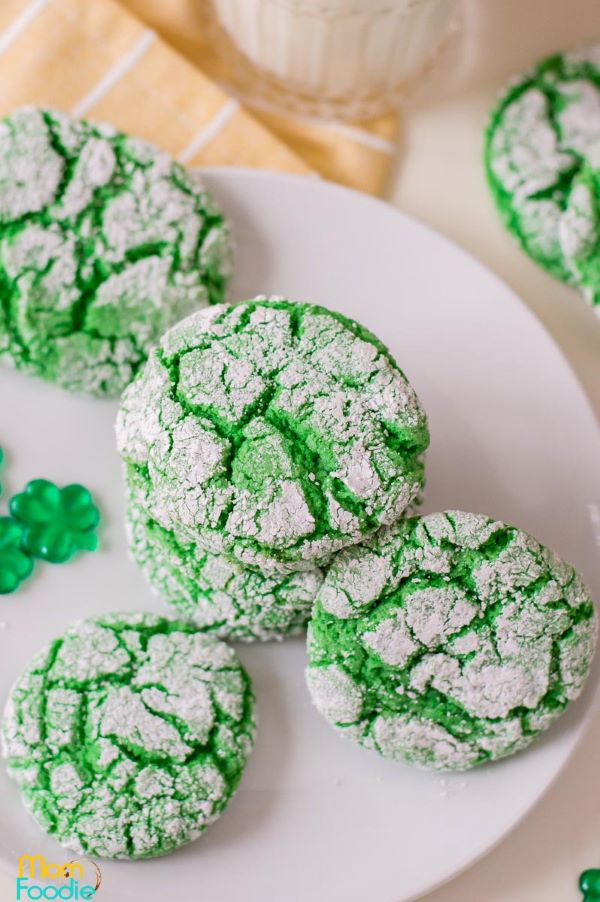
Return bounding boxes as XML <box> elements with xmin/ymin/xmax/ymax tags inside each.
<box><xmin>1</xmin><ymin>169</ymin><xmax>599</xmax><ymax>902</ymax></box>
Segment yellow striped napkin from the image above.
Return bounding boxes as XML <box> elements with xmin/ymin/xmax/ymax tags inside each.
<box><xmin>0</xmin><ymin>0</ymin><xmax>396</xmax><ymax>194</ymax></box>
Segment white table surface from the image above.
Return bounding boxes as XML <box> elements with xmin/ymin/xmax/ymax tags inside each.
<box><xmin>390</xmin><ymin>0</ymin><xmax>600</xmax><ymax>899</ymax></box>
<box><xmin>0</xmin><ymin>2</ymin><xmax>598</xmax><ymax>900</ymax></box>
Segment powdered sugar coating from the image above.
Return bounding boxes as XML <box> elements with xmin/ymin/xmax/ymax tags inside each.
<box><xmin>125</xmin><ymin>470</ymin><xmax>323</xmax><ymax>641</ymax></box>
<box><xmin>0</xmin><ymin>107</ymin><xmax>232</xmax><ymax>396</ymax></box>
<box><xmin>116</xmin><ymin>298</ymin><xmax>428</xmax><ymax>573</ymax></box>
<box><xmin>1</xmin><ymin>613</ymin><xmax>255</xmax><ymax>858</ymax></box>
<box><xmin>485</xmin><ymin>45</ymin><xmax>600</xmax><ymax>312</ymax></box>
<box><xmin>307</xmin><ymin>511</ymin><xmax>597</xmax><ymax>771</ymax></box>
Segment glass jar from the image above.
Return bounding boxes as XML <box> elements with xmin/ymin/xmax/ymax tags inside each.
<box><xmin>209</xmin><ymin>0</ymin><xmax>461</xmax><ymax>120</ymax></box>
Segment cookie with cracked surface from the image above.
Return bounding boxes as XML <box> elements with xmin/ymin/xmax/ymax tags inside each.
<box><xmin>125</xmin><ymin>471</ymin><xmax>323</xmax><ymax>640</ymax></box>
<box><xmin>116</xmin><ymin>297</ymin><xmax>429</xmax><ymax>574</ymax></box>
<box><xmin>1</xmin><ymin>612</ymin><xmax>255</xmax><ymax>858</ymax></box>
<box><xmin>306</xmin><ymin>511</ymin><xmax>597</xmax><ymax>771</ymax></box>
<box><xmin>485</xmin><ymin>44</ymin><xmax>600</xmax><ymax>312</ymax></box>
<box><xmin>0</xmin><ymin>107</ymin><xmax>232</xmax><ymax>396</ymax></box>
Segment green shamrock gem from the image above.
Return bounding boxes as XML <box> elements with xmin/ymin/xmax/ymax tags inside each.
<box><xmin>10</xmin><ymin>480</ymin><xmax>100</xmax><ymax>564</ymax></box>
<box><xmin>0</xmin><ymin>517</ymin><xmax>34</xmax><ymax>593</ymax></box>
<box><xmin>580</xmin><ymin>869</ymin><xmax>600</xmax><ymax>900</ymax></box>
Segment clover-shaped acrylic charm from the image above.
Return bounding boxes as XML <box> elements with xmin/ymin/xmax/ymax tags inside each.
<box><xmin>0</xmin><ymin>517</ymin><xmax>34</xmax><ymax>593</ymax></box>
<box><xmin>9</xmin><ymin>479</ymin><xmax>100</xmax><ymax>564</ymax></box>
<box><xmin>580</xmin><ymin>870</ymin><xmax>600</xmax><ymax>901</ymax></box>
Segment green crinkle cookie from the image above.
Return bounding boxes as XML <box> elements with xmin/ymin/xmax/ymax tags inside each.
<box><xmin>125</xmin><ymin>470</ymin><xmax>323</xmax><ymax>641</ymax></box>
<box><xmin>0</xmin><ymin>107</ymin><xmax>232</xmax><ymax>396</ymax></box>
<box><xmin>1</xmin><ymin>612</ymin><xmax>255</xmax><ymax>859</ymax></box>
<box><xmin>306</xmin><ymin>511</ymin><xmax>597</xmax><ymax>771</ymax></box>
<box><xmin>485</xmin><ymin>43</ymin><xmax>600</xmax><ymax>311</ymax></box>
<box><xmin>116</xmin><ymin>297</ymin><xmax>429</xmax><ymax>574</ymax></box>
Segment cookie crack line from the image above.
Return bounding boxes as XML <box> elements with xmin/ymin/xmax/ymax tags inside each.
<box><xmin>2</xmin><ymin>613</ymin><xmax>256</xmax><ymax>859</ymax></box>
<box><xmin>306</xmin><ymin>510</ymin><xmax>597</xmax><ymax>771</ymax></box>
<box><xmin>124</xmin><ymin>479</ymin><xmax>323</xmax><ymax>642</ymax></box>
<box><xmin>116</xmin><ymin>297</ymin><xmax>429</xmax><ymax>572</ymax></box>
<box><xmin>485</xmin><ymin>43</ymin><xmax>600</xmax><ymax>308</ymax></box>
<box><xmin>0</xmin><ymin>106</ymin><xmax>232</xmax><ymax>396</ymax></box>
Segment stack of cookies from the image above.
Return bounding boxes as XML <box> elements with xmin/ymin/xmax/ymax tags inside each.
<box><xmin>116</xmin><ymin>296</ymin><xmax>430</xmax><ymax>640</ymax></box>
<box><xmin>116</xmin><ymin>296</ymin><xmax>597</xmax><ymax>775</ymax></box>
